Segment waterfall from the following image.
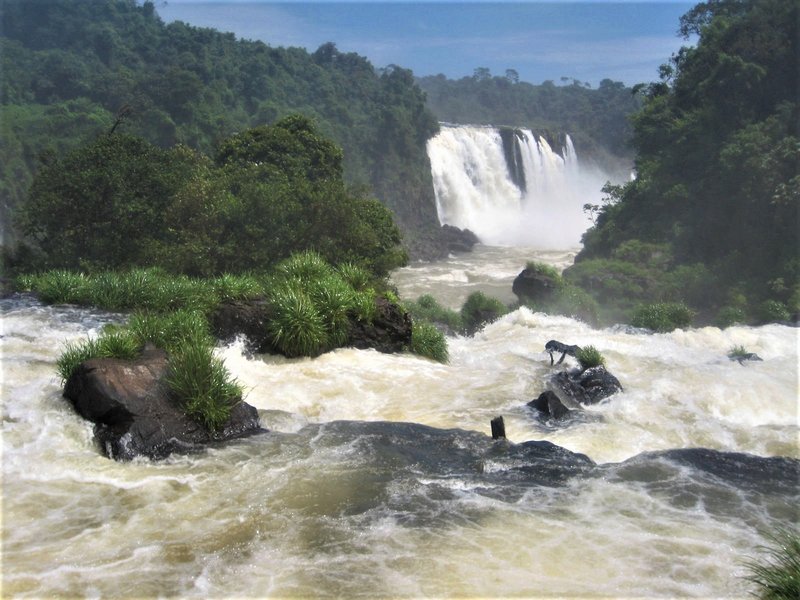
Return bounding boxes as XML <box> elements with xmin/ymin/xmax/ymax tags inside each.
<box><xmin>427</xmin><ymin>125</ymin><xmax>605</xmax><ymax>248</ymax></box>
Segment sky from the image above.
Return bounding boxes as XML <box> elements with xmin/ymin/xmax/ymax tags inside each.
<box><xmin>155</xmin><ymin>1</ymin><xmax>696</xmax><ymax>87</ymax></box>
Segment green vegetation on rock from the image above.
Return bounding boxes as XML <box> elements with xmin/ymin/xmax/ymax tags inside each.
<box><xmin>744</xmin><ymin>528</ymin><xmax>800</xmax><ymax>600</ymax></box>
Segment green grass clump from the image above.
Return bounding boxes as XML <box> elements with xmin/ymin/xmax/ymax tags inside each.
<box><xmin>337</xmin><ymin>262</ymin><xmax>372</xmax><ymax>291</ymax></box>
<box><xmin>744</xmin><ymin>528</ymin><xmax>800</xmax><ymax>600</ymax></box>
<box><xmin>267</xmin><ymin>284</ymin><xmax>330</xmax><ymax>357</ymax></box>
<box><xmin>56</xmin><ymin>330</ymin><xmax>141</xmax><ymax>383</ymax></box>
<box><xmin>460</xmin><ymin>291</ymin><xmax>508</xmax><ymax>336</ymax></box>
<box><xmin>275</xmin><ymin>250</ymin><xmax>335</xmax><ymax>281</ymax></box>
<box><xmin>525</xmin><ymin>261</ymin><xmax>562</xmax><ymax>283</ymax></box>
<box><xmin>404</xmin><ymin>294</ymin><xmax>462</xmax><ymax>333</ymax></box>
<box><xmin>165</xmin><ymin>339</ymin><xmax>243</xmax><ymax>431</ymax></box>
<box><xmin>210</xmin><ymin>273</ymin><xmax>264</xmax><ymax>303</ymax></box>
<box><xmin>575</xmin><ymin>345</ymin><xmax>605</xmax><ymax>370</ymax></box>
<box><xmin>28</xmin><ymin>270</ymin><xmax>89</xmax><ymax>304</ymax></box>
<box><xmin>409</xmin><ymin>322</ymin><xmax>449</xmax><ymax>363</ymax></box>
<box><xmin>630</xmin><ymin>302</ymin><xmax>694</xmax><ymax>332</ymax></box>
<box><xmin>127</xmin><ymin>310</ymin><xmax>213</xmax><ymax>353</ymax></box>
<box><xmin>308</xmin><ymin>274</ymin><xmax>355</xmax><ymax>347</ymax></box>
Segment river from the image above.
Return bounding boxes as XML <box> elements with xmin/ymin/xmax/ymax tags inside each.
<box><xmin>2</xmin><ymin>245</ymin><xmax>798</xmax><ymax>598</ymax></box>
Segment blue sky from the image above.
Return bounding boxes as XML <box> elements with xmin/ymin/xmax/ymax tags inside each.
<box><xmin>156</xmin><ymin>1</ymin><xmax>695</xmax><ymax>87</ymax></box>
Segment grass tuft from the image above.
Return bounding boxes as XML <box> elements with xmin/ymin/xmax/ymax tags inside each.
<box><xmin>460</xmin><ymin>291</ymin><xmax>508</xmax><ymax>336</ymax></box>
<box><xmin>409</xmin><ymin>321</ymin><xmax>449</xmax><ymax>363</ymax></box>
<box><xmin>575</xmin><ymin>345</ymin><xmax>605</xmax><ymax>370</ymax></box>
<box><xmin>743</xmin><ymin>528</ymin><xmax>800</xmax><ymax>600</ymax></box>
<box><xmin>267</xmin><ymin>284</ymin><xmax>329</xmax><ymax>357</ymax></box>
<box><xmin>630</xmin><ymin>302</ymin><xmax>694</xmax><ymax>332</ymax></box>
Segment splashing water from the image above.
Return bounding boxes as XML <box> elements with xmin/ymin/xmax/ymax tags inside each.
<box><xmin>2</xmin><ymin>249</ymin><xmax>798</xmax><ymax>598</ymax></box>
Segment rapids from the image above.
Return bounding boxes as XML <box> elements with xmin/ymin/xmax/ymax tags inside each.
<box><xmin>2</xmin><ymin>248</ymin><xmax>798</xmax><ymax>598</ymax></box>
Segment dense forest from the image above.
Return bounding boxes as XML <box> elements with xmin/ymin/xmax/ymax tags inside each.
<box><xmin>418</xmin><ymin>71</ymin><xmax>640</xmax><ymax>174</ymax></box>
<box><xmin>0</xmin><ymin>0</ymin><xmax>440</xmax><ymax>256</ymax></box>
<box><xmin>566</xmin><ymin>0</ymin><xmax>799</xmax><ymax>325</ymax></box>
<box><xmin>1</xmin><ymin>0</ymin><xmax>639</xmax><ymax>262</ymax></box>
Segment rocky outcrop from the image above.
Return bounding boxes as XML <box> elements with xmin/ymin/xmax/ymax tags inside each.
<box><xmin>440</xmin><ymin>224</ymin><xmax>480</xmax><ymax>253</ymax></box>
<box><xmin>347</xmin><ymin>296</ymin><xmax>412</xmax><ymax>353</ymax></box>
<box><xmin>512</xmin><ymin>267</ymin><xmax>559</xmax><ymax>303</ymax></box>
<box><xmin>405</xmin><ymin>224</ymin><xmax>480</xmax><ymax>261</ymax></box>
<box><xmin>211</xmin><ymin>296</ymin><xmax>413</xmax><ymax>357</ymax></box>
<box><xmin>63</xmin><ymin>345</ymin><xmax>264</xmax><ymax>461</ymax></box>
<box><xmin>550</xmin><ymin>365</ymin><xmax>623</xmax><ymax>406</ymax></box>
<box><xmin>527</xmin><ymin>390</ymin><xmax>575</xmax><ymax>420</ymax></box>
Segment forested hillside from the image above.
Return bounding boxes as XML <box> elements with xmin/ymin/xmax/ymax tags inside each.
<box><xmin>418</xmin><ymin>72</ymin><xmax>640</xmax><ymax>173</ymax></box>
<box><xmin>0</xmin><ymin>0</ymin><xmax>440</xmax><ymax>255</ymax></box>
<box><xmin>568</xmin><ymin>0</ymin><xmax>799</xmax><ymax>324</ymax></box>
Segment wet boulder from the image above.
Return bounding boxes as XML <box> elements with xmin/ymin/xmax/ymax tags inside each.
<box><xmin>347</xmin><ymin>296</ymin><xmax>412</xmax><ymax>354</ymax></box>
<box><xmin>527</xmin><ymin>390</ymin><xmax>575</xmax><ymax>420</ymax></box>
<box><xmin>512</xmin><ymin>267</ymin><xmax>559</xmax><ymax>303</ymax></box>
<box><xmin>549</xmin><ymin>365</ymin><xmax>623</xmax><ymax>406</ymax></box>
<box><xmin>63</xmin><ymin>345</ymin><xmax>265</xmax><ymax>461</ymax></box>
<box><xmin>441</xmin><ymin>224</ymin><xmax>480</xmax><ymax>253</ymax></box>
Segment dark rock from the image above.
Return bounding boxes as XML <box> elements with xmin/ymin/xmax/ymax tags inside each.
<box><xmin>550</xmin><ymin>365</ymin><xmax>622</xmax><ymax>406</ymax></box>
<box><xmin>440</xmin><ymin>224</ymin><xmax>480</xmax><ymax>253</ymax></box>
<box><xmin>210</xmin><ymin>299</ymin><xmax>273</xmax><ymax>353</ymax></box>
<box><xmin>63</xmin><ymin>345</ymin><xmax>265</xmax><ymax>461</ymax></box>
<box><xmin>729</xmin><ymin>352</ymin><xmax>763</xmax><ymax>364</ymax></box>
<box><xmin>347</xmin><ymin>296</ymin><xmax>412</xmax><ymax>354</ymax></box>
<box><xmin>512</xmin><ymin>267</ymin><xmax>559</xmax><ymax>303</ymax></box>
<box><xmin>527</xmin><ymin>390</ymin><xmax>574</xmax><ymax>420</ymax></box>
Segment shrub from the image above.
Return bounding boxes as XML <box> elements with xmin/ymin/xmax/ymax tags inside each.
<box><xmin>716</xmin><ymin>305</ymin><xmax>747</xmax><ymax>328</ymax></box>
<box><xmin>550</xmin><ymin>285</ymin><xmax>601</xmax><ymax>326</ymax></box>
<box><xmin>165</xmin><ymin>339</ymin><xmax>243</xmax><ymax>431</ymax></box>
<box><xmin>404</xmin><ymin>294</ymin><xmax>463</xmax><ymax>333</ymax></box>
<box><xmin>211</xmin><ymin>273</ymin><xmax>264</xmax><ymax>303</ymax></box>
<box><xmin>630</xmin><ymin>302</ymin><xmax>694</xmax><ymax>332</ymax></box>
<box><xmin>576</xmin><ymin>345</ymin><xmax>605</xmax><ymax>369</ymax></box>
<box><xmin>409</xmin><ymin>322</ymin><xmax>449</xmax><ymax>363</ymax></box>
<box><xmin>525</xmin><ymin>261</ymin><xmax>562</xmax><ymax>282</ymax></box>
<box><xmin>127</xmin><ymin>310</ymin><xmax>213</xmax><ymax>354</ymax></box>
<box><xmin>743</xmin><ymin>528</ymin><xmax>800</xmax><ymax>600</ymax></box>
<box><xmin>266</xmin><ymin>284</ymin><xmax>329</xmax><ymax>357</ymax></box>
<box><xmin>30</xmin><ymin>270</ymin><xmax>89</xmax><ymax>304</ymax></box>
<box><xmin>348</xmin><ymin>288</ymin><xmax>378</xmax><ymax>324</ymax></box>
<box><xmin>757</xmin><ymin>300</ymin><xmax>790</xmax><ymax>324</ymax></box>
<box><xmin>307</xmin><ymin>274</ymin><xmax>355</xmax><ymax>347</ymax></box>
<box><xmin>460</xmin><ymin>291</ymin><xmax>508</xmax><ymax>336</ymax></box>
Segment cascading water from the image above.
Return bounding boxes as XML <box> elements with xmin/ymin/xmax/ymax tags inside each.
<box><xmin>427</xmin><ymin>124</ymin><xmax>607</xmax><ymax>247</ymax></box>
<box><xmin>3</xmin><ymin>250</ymin><xmax>798</xmax><ymax>598</ymax></box>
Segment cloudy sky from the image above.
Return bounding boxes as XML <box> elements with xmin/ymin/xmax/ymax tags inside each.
<box><xmin>156</xmin><ymin>1</ymin><xmax>695</xmax><ymax>87</ymax></box>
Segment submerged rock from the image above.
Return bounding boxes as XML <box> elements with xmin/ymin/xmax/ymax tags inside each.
<box><xmin>210</xmin><ymin>299</ymin><xmax>272</xmax><ymax>353</ymax></box>
<box><xmin>527</xmin><ymin>390</ymin><xmax>575</xmax><ymax>420</ymax></box>
<box><xmin>63</xmin><ymin>345</ymin><xmax>265</xmax><ymax>461</ymax></box>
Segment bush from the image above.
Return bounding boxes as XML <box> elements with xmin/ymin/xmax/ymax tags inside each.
<box><xmin>757</xmin><ymin>300</ymin><xmax>790</xmax><ymax>324</ymax></box>
<box><xmin>716</xmin><ymin>306</ymin><xmax>747</xmax><ymax>328</ymax></box>
<box><xmin>307</xmin><ymin>274</ymin><xmax>355</xmax><ymax>347</ymax></box>
<box><xmin>210</xmin><ymin>273</ymin><xmax>264</xmax><ymax>303</ymax></box>
<box><xmin>404</xmin><ymin>294</ymin><xmax>462</xmax><ymax>333</ymax></box>
<box><xmin>409</xmin><ymin>322</ymin><xmax>449</xmax><ymax>363</ymax></box>
<box><xmin>630</xmin><ymin>302</ymin><xmax>694</xmax><ymax>332</ymax></box>
<box><xmin>275</xmin><ymin>250</ymin><xmax>335</xmax><ymax>281</ymax></box>
<box><xmin>337</xmin><ymin>262</ymin><xmax>372</xmax><ymax>291</ymax></box>
<box><xmin>550</xmin><ymin>285</ymin><xmax>601</xmax><ymax>326</ymax></box>
<box><xmin>525</xmin><ymin>261</ymin><xmax>562</xmax><ymax>282</ymax></box>
<box><xmin>27</xmin><ymin>270</ymin><xmax>89</xmax><ymax>305</ymax></box>
<box><xmin>127</xmin><ymin>310</ymin><xmax>213</xmax><ymax>354</ymax></box>
<box><xmin>744</xmin><ymin>528</ymin><xmax>800</xmax><ymax>600</ymax></box>
<box><xmin>460</xmin><ymin>291</ymin><xmax>508</xmax><ymax>336</ymax></box>
<box><xmin>576</xmin><ymin>345</ymin><xmax>605</xmax><ymax>369</ymax></box>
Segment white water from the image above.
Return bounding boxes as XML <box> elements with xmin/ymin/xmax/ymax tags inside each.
<box><xmin>427</xmin><ymin>125</ymin><xmax>610</xmax><ymax>247</ymax></box>
<box><xmin>2</xmin><ymin>248</ymin><xmax>798</xmax><ymax>598</ymax></box>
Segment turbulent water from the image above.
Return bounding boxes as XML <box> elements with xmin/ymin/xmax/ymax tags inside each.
<box><xmin>427</xmin><ymin>125</ymin><xmax>610</xmax><ymax>247</ymax></box>
<box><xmin>2</xmin><ymin>246</ymin><xmax>798</xmax><ymax>598</ymax></box>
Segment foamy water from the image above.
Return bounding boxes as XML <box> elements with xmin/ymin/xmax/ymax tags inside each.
<box><xmin>2</xmin><ymin>250</ymin><xmax>798</xmax><ymax>598</ymax></box>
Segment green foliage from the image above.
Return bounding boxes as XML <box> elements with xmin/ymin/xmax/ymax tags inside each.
<box><xmin>409</xmin><ymin>321</ymin><xmax>449</xmax><ymax>363</ymax></box>
<box><xmin>726</xmin><ymin>345</ymin><xmax>751</xmax><ymax>361</ymax></box>
<box><xmin>165</xmin><ymin>338</ymin><xmax>243</xmax><ymax>431</ymax></box>
<box><xmin>549</xmin><ymin>285</ymin><xmax>601</xmax><ymax>326</ymax></box>
<box><xmin>26</xmin><ymin>269</ymin><xmax>89</xmax><ymax>304</ymax></box>
<box><xmin>337</xmin><ymin>262</ymin><xmax>372</xmax><ymax>291</ymax></box>
<box><xmin>757</xmin><ymin>300</ymin><xmax>791</xmax><ymax>324</ymax></box>
<box><xmin>575</xmin><ymin>0</ymin><xmax>800</xmax><ymax>320</ymax></box>
<box><xmin>2</xmin><ymin>1</ymin><xmax>442</xmax><ymax>261</ymax></box>
<box><xmin>743</xmin><ymin>528</ymin><xmax>800</xmax><ymax>600</ymax></box>
<box><xmin>275</xmin><ymin>250</ymin><xmax>336</xmax><ymax>282</ymax></box>
<box><xmin>266</xmin><ymin>283</ymin><xmax>330</xmax><ymax>358</ymax></box>
<box><xmin>56</xmin><ymin>329</ymin><xmax>140</xmax><ymax>383</ymax></box>
<box><xmin>525</xmin><ymin>261</ymin><xmax>563</xmax><ymax>284</ymax></box>
<box><xmin>631</xmin><ymin>302</ymin><xmax>694</xmax><ymax>333</ymax></box>
<box><xmin>460</xmin><ymin>291</ymin><xmax>508</xmax><ymax>336</ymax></box>
<box><xmin>576</xmin><ymin>345</ymin><xmax>605</xmax><ymax>370</ymax></box>
<box><xmin>716</xmin><ymin>306</ymin><xmax>747</xmax><ymax>328</ymax></box>
<box><xmin>404</xmin><ymin>294</ymin><xmax>462</xmax><ymax>333</ymax></box>
<box><xmin>210</xmin><ymin>273</ymin><xmax>265</xmax><ymax>304</ymax></box>
<box><xmin>126</xmin><ymin>310</ymin><xmax>213</xmax><ymax>354</ymax></box>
